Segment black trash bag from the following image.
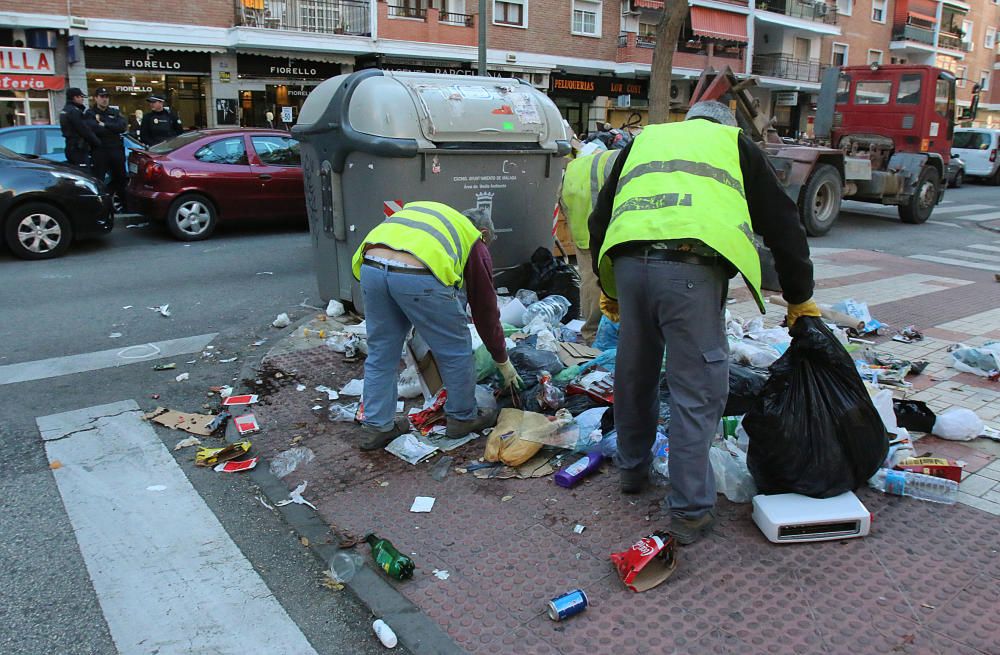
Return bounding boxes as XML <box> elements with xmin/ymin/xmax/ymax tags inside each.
<box><xmin>743</xmin><ymin>316</ymin><xmax>889</xmax><ymax>498</ymax></box>
<box><xmin>725</xmin><ymin>364</ymin><xmax>769</xmax><ymax>416</ymax></box>
<box><xmin>892</xmin><ymin>399</ymin><xmax>937</xmax><ymax>433</ymax></box>
<box><xmin>508</xmin><ymin>346</ymin><xmax>565</xmax><ymax>376</ymax></box>
<box><xmin>494</xmin><ymin>248</ymin><xmax>581</xmax><ymax>322</ymax></box>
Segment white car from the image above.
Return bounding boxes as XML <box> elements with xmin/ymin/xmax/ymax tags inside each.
<box><xmin>952</xmin><ymin>128</ymin><xmax>1000</xmax><ymax>185</ymax></box>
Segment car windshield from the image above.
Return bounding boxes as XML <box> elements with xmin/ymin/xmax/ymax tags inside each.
<box><xmin>148</xmin><ymin>131</ymin><xmax>207</xmax><ymax>154</ymax></box>
<box><xmin>953</xmin><ymin>131</ymin><xmax>991</xmax><ymax>149</ymax></box>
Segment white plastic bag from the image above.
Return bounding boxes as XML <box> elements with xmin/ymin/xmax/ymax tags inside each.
<box><xmin>729</xmin><ymin>338</ymin><xmax>781</xmax><ymax>368</ymax></box>
<box><xmin>869</xmin><ymin>387</ymin><xmax>899</xmax><ymax>436</ymax></box>
<box><xmin>397</xmin><ymin>365</ymin><xmax>422</xmax><ymax>399</ymax></box>
<box><xmin>949</xmin><ymin>342</ymin><xmax>1000</xmax><ymax>377</ymax></box>
<box><xmin>932</xmin><ymin>408</ymin><xmax>984</xmax><ymax>441</ymax></box>
<box><xmin>325</xmin><ymin>299</ymin><xmax>345</xmax><ymax>317</ymax></box>
<box><xmin>535</xmin><ymin>329</ymin><xmax>559</xmax><ymax>353</ymax></box>
<box><xmin>269</xmin><ymin>447</ymin><xmax>315</xmax><ymax>478</ymax></box>
<box><xmin>710</xmin><ymin>439</ymin><xmax>757</xmax><ymax>503</ymax></box>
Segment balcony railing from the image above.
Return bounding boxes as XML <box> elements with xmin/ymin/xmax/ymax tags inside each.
<box><xmin>439</xmin><ymin>10</ymin><xmax>473</xmax><ymax>26</ymax></box>
<box><xmin>387</xmin><ymin>3</ymin><xmax>427</xmax><ymax>18</ymax></box>
<box><xmin>938</xmin><ymin>32</ymin><xmax>972</xmax><ymax>52</ymax></box>
<box><xmin>752</xmin><ymin>53</ymin><xmax>824</xmax><ymax>82</ymax></box>
<box><xmin>235</xmin><ymin>0</ymin><xmax>370</xmax><ymax>34</ymax></box>
<box><xmin>618</xmin><ymin>32</ymin><xmax>656</xmax><ymax>48</ymax></box>
<box><xmin>758</xmin><ymin>0</ymin><xmax>837</xmax><ymax>25</ymax></box>
<box><xmin>891</xmin><ymin>23</ymin><xmax>935</xmax><ymax>46</ymax></box>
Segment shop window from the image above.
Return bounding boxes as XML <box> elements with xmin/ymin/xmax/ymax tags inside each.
<box><xmin>896</xmin><ymin>74</ymin><xmax>921</xmax><ymax>104</ymax></box>
<box><xmin>855</xmin><ymin>80</ymin><xmax>891</xmax><ymax>104</ymax></box>
<box><xmin>871</xmin><ymin>0</ymin><xmax>885</xmax><ymax>23</ymax></box>
<box><xmin>251</xmin><ymin>136</ymin><xmax>301</xmax><ymax>166</ymax></box>
<box><xmin>494</xmin><ymin>0</ymin><xmax>525</xmax><ymax>26</ymax></box>
<box><xmin>571</xmin><ymin>0</ymin><xmax>601</xmax><ymax>37</ymax></box>
<box><xmin>194</xmin><ymin>137</ymin><xmax>248</xmax><ymax>165</ymax></box>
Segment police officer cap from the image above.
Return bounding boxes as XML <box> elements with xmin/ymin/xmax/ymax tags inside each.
<box><xmin>147</xmin><ymin>94</ymin><xmax>166</xmax><ymax>103</ymax></box>
<box><xmin>94</xmin><ymin>87</ymin><xmax>110</xmax><ymax>96</ymax></box>
<box><xmin>67</xmin><ymin>87</ymin><xmax>86</xmax><ymax>98</ymax></box>
<box><xmin>685</xmin><ymin>100</ymin><xmax>738</xmax><ymax>128</ymax></box>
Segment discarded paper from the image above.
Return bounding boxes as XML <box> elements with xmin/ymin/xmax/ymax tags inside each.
<box><xmin>145</xmin><ymin>407</ymin><xmax>218</xmax><ymax>437</ymax></box>
<box><xmin>410</xmin><ymin>496</ymin><xmax>436</xmax><ymax>513</ymax></box>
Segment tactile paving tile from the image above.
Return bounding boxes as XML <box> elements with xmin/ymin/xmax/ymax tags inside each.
<box><xmin>816</xmin><ymin>604</ymin><xmax>922</xmax><ymax>654</ymax></box>
<box><xmin>924</xmin><ymin>575</ymin><xmax>1000</xmax><ymax>654</ymax></box>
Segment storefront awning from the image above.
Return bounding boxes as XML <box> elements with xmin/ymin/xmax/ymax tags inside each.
<box><xmin>237</xmin><ymin>48</ymin><xmax>354</xmax><ymax>65</ymax></box>
<box><xmin>634</xmin><ymin>0</ymin><xmax>664</xmax><ymax>9</ymax></box>
<box><xmin>84</xmin><ymin>39</ymin><xmax>225</xmax><ymax>54</ymax></box>
<box><xmin>691</xmin><ymin>6</ymin><xmax>749</xmax><ymax>43</ymax></box>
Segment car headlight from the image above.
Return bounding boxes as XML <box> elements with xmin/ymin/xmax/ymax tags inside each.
<box><xmin>51</xmin><ymin>171</ymin><xmax>101</xmax><ymax>195</ymax></box>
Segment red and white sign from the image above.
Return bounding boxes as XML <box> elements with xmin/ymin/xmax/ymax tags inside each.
<box><xmin>383</xmin><ymin>199</ymin><xmax>404</xmax><ymax>218</ymax></box>
<box><xmin>0</xmin><ymin>47</ymin><xmax>55</xmax><ymax>75</ymax></box>
<box><xmin>0</xmin><ymin>75</ymin><xmax>64</xmax><ymax>91</ymax></box>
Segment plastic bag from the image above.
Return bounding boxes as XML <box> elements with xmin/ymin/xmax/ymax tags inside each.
<box><xmin>742</xmin><ymin>316</ymin><xmax>889</xmax><ymax>498</ymax></box>
<box><xmin>484</xmin><ymin>409</ymin><xmax>548</xmax><ymax>466</ymax></box>
<box><xmin>474</xmin><ymin>344</ymin><xmax>500</xmax><ymax>382</ymax></box>
<box><xmin>269</xmin><ymin>447</ymin><xmax>315</xmax><ymax>479</ymax></box>
<box><xmin>325</xmin><ymin>333</ymin><xmax>352</xmax><ymax>353</ymax></box>
<box><xmin>475</xmin><ymin>384</ymin><xmax>498</xmax><ymax>411</ymax></box>
<box><xmin>869</xmin><ymin>388</ymin><xmax>898</xmax><ymax>436</ymax></box>
<box><xmin>932</xmin><ymin>408</ymin><xmax>984</xmax><ymax>441</ymax></box>
<box><xmin>949</xmin><ymin>342</ymin><xmax>1000</xmax><ymax>377</ymax></box>
<box><xmin>709</xmin><ymin>440</ymin><xmax>757</xmax><ymax>503</ymax></box>
<box><xmin>328</xmin><ymin>402</ymin><xmax>360</xmax><ymax>422</ymax></box>
<box><xmin>536</xmin><ymin>371</ymin><xmax>566</xmax><ymax>410</ymax></box>
<box><xmin>725</xmin><ymin>364</ymin><xmax>768</xmax><ymax>416</ymax></box>
<box><xmin>535</xmin><ymin>329</ymin><xmax>559</xmax><ymax>353</ymax></box>
<box><xmin>593</xmin><ymin>316</ymin><xmax>620</xmax><ymax>352</ymax></box>
<box><xmin>398</xmin><ymin>365</ymin><xmax>423</xmax><ymax>399</ymax></box>
<box><xmin>729</xmin><ymin>338</ymin><xmax>781</xmax><ymax>368</ymax></box>
<box><xmin>509</xmin><ymin>346</ymin><xmax>565</xmax><ymax>375</ymax></box>
<box><xmin>892</xmin><ymin>399</ymin><xmax>936</xmax><ymax>433</ymax></box>
<box><xmin>649</xmin><ymin>433</ymin><xmax>670</xmax><ymax>485</ymax></box>
<box><xmin>515</xmin><ymin>289</ymin><xmax>539</xmax><ymax>306</ymax></box>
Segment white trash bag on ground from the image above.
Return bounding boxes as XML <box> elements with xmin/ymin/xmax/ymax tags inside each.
<box><xmin>710</xmin><ymin>438</ymin><xmax>757</xmax><ymax>503</ymax></box>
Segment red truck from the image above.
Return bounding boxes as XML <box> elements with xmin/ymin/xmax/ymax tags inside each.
<box><xmin>690</xmin><ymin>64</ymin><xmax>968</xmax><ymax>236</ymax></box>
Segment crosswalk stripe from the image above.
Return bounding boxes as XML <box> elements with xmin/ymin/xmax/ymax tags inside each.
<box><xmin>910</xmin><ymin>255</ymin><xmax>1000</xmax><ymax>271</ymax></box>
<box><xmin>0</xmin><ymin>333</ymin><xmax>217</xmax><ymax>386</ymax></box>
<box><xmin>939</xmin><ymin>249</ymin><xmax>1000</xmax><ymax>263</ymax></box>
<box><xmin>968</xmin><ymin>244</ymin><xmax>1000</xmax><ymax>253</ymax></box>
<box><xmin>37</xmin><ymin>400</ymin><xmax>319</xmax><ymax>655</ymax></box>
<box><xmin>941</xmin><ymin>210</ymin><xmax>1000</xmax><ymax>222</ymax></box>
<box><xmin>929</xmin><ymin>204</ymin><xmax>996</xmax><ymax>215</ymax></box>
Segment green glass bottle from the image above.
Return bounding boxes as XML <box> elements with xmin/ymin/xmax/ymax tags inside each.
<box><xmin>365</xmin><ymin>533</ymin><xmax>415</xmax><ymax>580</ymax></box>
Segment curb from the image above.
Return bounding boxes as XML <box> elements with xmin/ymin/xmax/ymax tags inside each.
<box><xmin>226</xmin><ymin>315</ymin><xmax>463</xmax><ymax>655</ymax></box>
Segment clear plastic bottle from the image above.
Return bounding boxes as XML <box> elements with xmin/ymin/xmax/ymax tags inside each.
<box><xmin>522</xmin><ymin>295</ymin><xmax>571</xmax><ymax>328</ymax></box>
<box><xmin>329</xmin><ymin>550</ymin><xmax>364</xmax><ymax>583</ymax></box>
<box><xmin>869</xmin><ymin>468</ymin><xmax>958</xmax><ymax>504</ymax></box>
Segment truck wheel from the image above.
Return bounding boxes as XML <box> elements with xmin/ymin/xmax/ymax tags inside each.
<box><xmin>798</xmin><ymin>164</ymin><xmax>842</xmax><ymax>237</ymax></box>
<box><xmin>898</xmin><ymin>167</ymin><xmax>940</xmax><ymax>224</ymax></box>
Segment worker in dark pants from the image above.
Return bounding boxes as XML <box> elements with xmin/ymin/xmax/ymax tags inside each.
<box><xmin>86</xmin><ymin>87</ymin><xmax>128</xmax><ymax>205</ymax></box>
<box><xmin>589</xmin><ymin>101</ymin><xmax>819</xmax><ymax>546</ymax></box>
<box><xmin>59</xmin><ymin>87</ymin><xmax>100</xmax><ymax>171</ymax></box>
<box><xmin>139</xmin><ymin>94</ymin><xmax>183</xmax><ymax>146</ymax></box>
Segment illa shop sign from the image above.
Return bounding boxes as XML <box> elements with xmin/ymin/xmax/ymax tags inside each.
<box><xmin>0</xmin><ymin>47</ymin><xmax>55</xmax><ymax>75</ymax></box>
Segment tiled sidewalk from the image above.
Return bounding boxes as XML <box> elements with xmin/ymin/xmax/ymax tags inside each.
<box><xmin>250</xmin><ymin>247</ymin><xmax>1000</xmax><ymax>654</ymax></box>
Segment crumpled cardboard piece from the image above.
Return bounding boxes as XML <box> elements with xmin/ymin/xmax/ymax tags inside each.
<box><xmin>610</xmin><ymin>532</ymin><xmax>678</xmax><ymax>593</ymax></box>
<box><xmin>195</xmin><ymin>440</ymin><xmax>251</xmax><ymax>467</ymax></box>
<box><xmin>472</xmin><ymin>451</ymin><xmax>556</xmax><ymax>479</ymax></box>
<box><xmin>145</xmin><ymin>407</ymin><xmax>217</xmax><ymax>437</ymax></box>
<box><xmin>557</xmin><ymin>342</ymin><xmax>602</xmax><ymax>367</ymax></box>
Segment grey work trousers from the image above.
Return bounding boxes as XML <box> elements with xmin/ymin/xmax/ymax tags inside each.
<box><xmin>613</xmin><ymin>255</ymin><xmax>729</xmax><ymax>519</ymax></box>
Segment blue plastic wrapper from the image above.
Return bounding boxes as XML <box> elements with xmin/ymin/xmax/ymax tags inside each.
<box><xmin>592</xmin><ymin>316</ymin><xmax>619</xmax><ymax>351</ymax></box>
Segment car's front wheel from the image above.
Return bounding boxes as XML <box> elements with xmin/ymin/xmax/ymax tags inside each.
<box><xmin>167</xmin><ymin>193</ymin><xmax>217</xmax><ymax>241</ymax></box>
<box><xmin>949</xmin><ymin>169</ymin><xmax>963</xmax><ymax>188</ymax></box>
<box><xmin>4</xmin><ymin>202</ymin><xmax>73</xmax><ymax>260</ymax></box>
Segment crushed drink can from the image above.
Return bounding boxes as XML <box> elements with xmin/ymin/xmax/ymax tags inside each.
<box><xmin>547</xmin><ymin>589</ymin><xmax>588</xmax><ymax>621</ymax></box>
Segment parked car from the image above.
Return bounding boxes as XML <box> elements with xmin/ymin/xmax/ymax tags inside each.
<box><xmin>946</xmin><ymin>153</ymin><xmax>966</xmax><ymax>188</ymax></box>
<box><xmin>127</xmin><ymin>128</ymin><xmax>305</xmax><ymax>241</ymax></box>
<box><xmin>0</xmin><ymin>146</ymin><xmax>113</xmax><ymax>260</ymax></box>
<box><xmin>952</xmin><ymin>127</ymin><xmax>1000</xmax><ymax>185</ymax></box>
<box><xmin>0</xmin><ymin>124</ymin><xmax>145</xmax><ymax>212</ymax></box>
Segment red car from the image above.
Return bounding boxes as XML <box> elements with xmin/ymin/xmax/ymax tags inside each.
<box><xmin>127</xmin><ymin>128</ymin><xmax>305</xmax><ymax>240</ymax></box>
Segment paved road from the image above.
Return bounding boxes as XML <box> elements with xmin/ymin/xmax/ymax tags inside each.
<box><xmin>1</xmin><ymin>182</ymin><xmax>997</xmax><ymax>655</ymax></box>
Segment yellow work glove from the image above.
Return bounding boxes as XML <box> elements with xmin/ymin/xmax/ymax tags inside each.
<box><xmin>496</xmin><ymin>359</ymin><xmax>524</xmax><ymax>391</ymax></box>
<box><xmin>786</xmin><ymin>299</ymin><xmax>822</xmax><ymax>327</ymax></box>
<box><xmin>600</xmin><ymin>293</ymin><xmax>620</xmax><ymax>323</ymax></box>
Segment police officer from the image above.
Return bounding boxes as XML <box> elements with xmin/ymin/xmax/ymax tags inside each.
<box><xmin>86</xmin><ymin>87</ymin><xmax>128</xmax><ymax>201</ymax></box>
<box><xmin>139</xmin><ymin>94</ymin><xmax>183</xmax><ymax>146</ymax></box>
<box><xmin>59</xmin><ymin>87</ymin><xmax>101</xmax><ymax>170</ymax></box>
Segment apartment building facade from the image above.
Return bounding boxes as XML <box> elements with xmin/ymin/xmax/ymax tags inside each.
<box><xmin>1</xmin><ymin>0</ymin><xmax>997</xmax><ymax>134</ymax></box>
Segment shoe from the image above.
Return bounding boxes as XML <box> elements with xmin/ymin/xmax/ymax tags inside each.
<box><xmin>668</xmin><ymin>510</ymin><xmax>716</xmax><ymax>545</ymax></box>
<box><xmin>359</xmin><ymin>419</ymin><xmax>409</xmax><ymax>451</ymax></box>
<box><xmin>620</xmin><ymin>465</ymin><xmax>649</xmax><ymax>495</ymax></box>
<box><xmin>446</xmin><ymin>409</ymin><xmax>498</xmax><ymax>438</ymax></box>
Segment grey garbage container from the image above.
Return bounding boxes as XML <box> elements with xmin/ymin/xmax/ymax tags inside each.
<box><xmin>292</xmin><ymin>69</ymin><xmax>570</xmax><ymax>309</ymax></box>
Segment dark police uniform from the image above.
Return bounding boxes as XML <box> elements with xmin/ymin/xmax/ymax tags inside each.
<box><xmin>86</xmin><ymin>88</ymin><xmax>129</xmax><ymax>199</ymax></box>
<box><xmin>59</xmin><ymin>88</ymin><xmax>101</xmax><ymax>170</ymax></box>
<box><xmin>139</xmin><ymin>95</ymin><xmax>183</xmax><ymax>146</ymax></box>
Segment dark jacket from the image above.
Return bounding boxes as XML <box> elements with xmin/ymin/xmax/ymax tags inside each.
<box><xmin>59</xmin><ymin>102</ymin><xmax>101</xmax><ymax>151</ymax></box>
<box><xmin>140</xmin><ymin>108</ymin><xmax>183</xmax><ymax>146</ymax></box>
<box><xmin>588</xmin><ymin>120</ymin><xmax>815</xmax><ymax>305</ymax></box>
<box><xmin>86</xmin><ymin>105</ymin><xmax>128</xmax><ymax>148</ymax></box>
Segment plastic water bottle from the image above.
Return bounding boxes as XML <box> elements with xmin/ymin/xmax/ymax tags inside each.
<box><xmin>329</xmin><ymin>550</ymin><xmax>364</xmax><ymax>583</ymax></box>
<box><xmin>869</xmin><ymin>468</ymin><xmax>958</xmax><ymax>504</ymax></box>
<box><xmin>522</xmin><ymin>295</ymin><xmax>571</xmax><ymax>328</ymax></box>
<box><xmin>373</xmin><ymin>619</ymin><xmax>398</xmax><ymax>648</ymax></box>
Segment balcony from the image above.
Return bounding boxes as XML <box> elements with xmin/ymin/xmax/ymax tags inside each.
<box><xmin>938</xmin><ymin>31</ymin><xmax>972</xmax><ymax>52</ymax></box>
<box><xmin>378</xmin><ymin>1</ymin><xmax>476</xmax><ymax>45</ymax></box>
<box><xmin>756</xmin><ymin>0</ymin><xmax>837</xmax><ymax>25</ymax></box>
<box><xmin>891</xmin><ymin>22</ymin><xmax>936</xmax><ymax>46</ymax></box>
<box><xmin>617</xmin><ymin>32</ymin><xmax>745</xmax><ymax>69</ymax></box>
<box><xmin>752</xmin><ymin>53</ymin><xmax>824</xmax><ymax>82</ymax></box>
<box><xmin>235</xmin><ymin>0</ymin><xmax>371</xmax><ymax>35</ymax></box>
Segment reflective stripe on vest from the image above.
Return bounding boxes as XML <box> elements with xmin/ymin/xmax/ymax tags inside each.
<box><xmin>598</xmin><ymin>120</ymin><xmax>764</xmax><ymax>312</ymax></box>
<box><xmin>351</xmin><ymin>201</ymin><xmax>482</xmax><ymax>287</ymax></box>
<box><xmin>561</xmin><ymin>149</ymin><xmax>619</xmax><ymax>250</ymax></box>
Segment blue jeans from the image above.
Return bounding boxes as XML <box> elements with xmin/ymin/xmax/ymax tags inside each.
<box><xmin>360</xmin><ymin>263</ymin><xmax>477</xmax><ymax>430</ymax></box>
